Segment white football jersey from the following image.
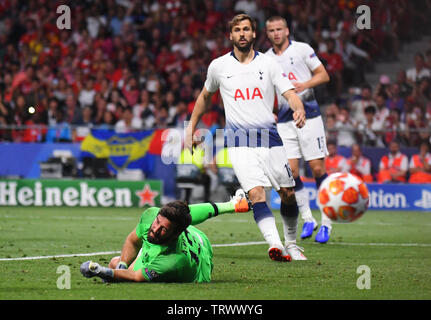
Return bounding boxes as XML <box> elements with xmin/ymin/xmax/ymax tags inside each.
<box><xmin>266</xmin><ymin>40</ymin><xmax>322</xmax><ymax>122</ymax></box>
<box><xmin>205</xmin><ymin>51</ymin><xmax>294</xmax><ymax>147</ymax></box>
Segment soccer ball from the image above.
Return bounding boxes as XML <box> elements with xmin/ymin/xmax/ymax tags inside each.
<box><xmin>317</xmin><ymin>172</ymin><xmax>369</xmax><ymax>223</ymax></box>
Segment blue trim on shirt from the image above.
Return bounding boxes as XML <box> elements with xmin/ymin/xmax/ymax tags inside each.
<box><xmin>230</xmin><ymin>50</ymin><xmax>259</xmax><ymax>61</ymax></box>
<box><xmin>278</xmin><ymin>99</ymin><xmax>321</xmax><ymax>123</ymax></box>
<box><xmin>223</xmin><ymin>125</ymin><xmax>283</xmax><ymax>148</ymax></box>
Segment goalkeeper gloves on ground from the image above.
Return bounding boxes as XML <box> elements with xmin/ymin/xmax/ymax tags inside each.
<box><xmin>80</xmin><ymin>261</ymin><xmax>114</xmax><ymax>282</ymax></box>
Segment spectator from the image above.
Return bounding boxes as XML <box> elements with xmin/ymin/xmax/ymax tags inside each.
<box><xmin>52</xmin><ymin>78</ymin><xmax>69</xmax><ymax>102</ymax></box>
<box><xmin>64</xmin><ymin>95</ymin><xmax>83</xmax><ymax>125</ymax></box>
<box><xmin>154</xmin><ymin>106</ymin><xmax>170</xmax><ymax>129</ymax></box>
<box><xmin>408</xmin><ymin>141</ymin><xmax>431</xmax><ymax>183</ymax></box>
<box><xmin>115</xmin><ymin>106</ymin><xmax>142</xmax><ymax>133</ymax></box>
<box><xmin>406</xmin><ymin>52</ymin><xmax>431</xmax><ymax>84</ymax></box>
<box><xmin>122</xmin><ymin>77</ymin><xmax>140</xmax><ymax>107</ymax></box>
<box><xmin>170</xmin><ymin>101</ymin><xmax>189</xmax><ymax>128</ymax></box>
<box><xmin>11</xmin><ymin>94</ymin><xmax>30</xmax><ymax>127</ymax></box>
<box><xmin>46</xmin><ymin>97</ymin><xmax>60</xmax><ymax>126</ymax></box>
<box><xmin>324</xmin><ymin>115</ymin><xmax>338</xmax><ymax>143</ymax></box>
<box><xmin>325</xmin><ymin>140</ymin><xmax>348</xmax><ymax>174</ymax></box>
<box><xmin>99</xmin><ymin>110</ymin><xmax>116</xmax><ymax>130</ymax></box>
<box><xmin>406</xmin><ymin>104</ymin><xmax>430</xmax><ymax>147</ymax></box>
<box><xmin>374</xmin><ymin>75</ymin><xmax>391</xmax><ymax>100</ymax></box>
<box><xmin>358</xmin><ymin>106</ymin><xmax>385</xmax><ymax>147</ymax></box>
<box><xmin>78</xmin><ymin>77</ymin><xmax>96</xmax><ymax>108</ymax></box>
<box><xmin>377</xmin><ymin>140</ymin><xmax>408</xmax><ymax>183</ymax></box>
<box><xmin>346</xmin><ymin>144</ymin><xmax>373</xmax><ymax>183</ymax></box>
<box><xmin>412</xmin><ymin>77</ymin><xmax>431</xmax><ymax>110</ymax></box>
<box><xmin>321</xmin><ymin>16</ymin><xmax>341</xmax><ymax>41</ymax></box>
<box><xmin>385</xmin><ymin>83</ymin><xmax>405</xmax><ymax>114</ymax></box>
<box><xmin>383</xmin><ymin>109</ymin><xmax>409</xmax><ymax>146</ymax></box>
<box><xmin>337</xmin><ymin>30</ymin><xmax>370</xmax><ymax>87</ymax></box>
<box><xmin>74</xmin><ymin>106</ymin><xmax>94</xmax><ymax>142</ymax></box>
<box><xmin>22</xmin><ymin>111</ymin><xmax>46</xmax><ymax>143</ymax></box>
<box><xmin>107</xmin><ymin>88</ymin><xmax>127</xmax><ymax>115</ymax></box>
<box><xmin>335</xmin><ymin>107</ymin><xmax>357</xmax><ymax>147</ymax></box>
<box><xmin>45</xmin><ymin>109</ymin><xmax>72</xmax><ymax>143</ymax></box>
<box><xmin>133</xmin><ymin>89</ymin><xmax>155</xmax><ymax>129</ymax></box>
<box><xmin>351</xmin><ymin>83</ymin><xmax>376</xmax><ymax>124</ymax></box>
<box><xmin>425</xmin><ymin>49</ymin><xmax>431</xmax><ymax>69</ymax></box>
<box><xmin>0</xmin><ymin>114</ymin><xmax>13</xmax><ymax>142</ymax></box>
<box><xmin>319</xmin><ymin>38</ymin><xmax>343</xmax><ymax>97</ymax></box>
<box><xmin>395</xmin><ymin>70</ymin><xmax>413</xmax><ymax>98</ymax></box>
<box><xmin>374</xmin><ymin>93</ymin><xmax>390</xmax><ymax>127</ymax></box>
<box><xmin>0</xmin><ymin>92</ymin><xmax>13</xmax><ymax>125</ymax></box>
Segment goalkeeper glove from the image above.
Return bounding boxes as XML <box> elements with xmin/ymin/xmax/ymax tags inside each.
<box><xmin>80</xmin><ymin>261</ymin><xmax>114</xmax><ymax>282</ymax></box>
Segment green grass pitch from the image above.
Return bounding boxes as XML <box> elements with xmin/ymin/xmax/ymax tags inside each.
<box><xmin>0</xmin><ymin>206</ymin><xmax>430</xmax><ymax>300</ymax></box>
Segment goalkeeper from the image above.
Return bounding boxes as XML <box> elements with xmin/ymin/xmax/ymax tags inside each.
<box><xmin>80</xmin><ymin>192</ymin><xmax>250</xmax><ymax>283</ymax></box>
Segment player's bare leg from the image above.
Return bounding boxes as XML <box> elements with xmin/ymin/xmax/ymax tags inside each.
<box><xmin>289</xmin><ymin>159</ymin><xmax>317</xmax><ymax>228</ymax></box>
<box><xmin>278</xmin><ymin>187</ymin><xmax>307</xmax><ymax>260</ymax></box>
<box><xmin>248</xmin><ymin>186</ymin><xmax>290</xmax><ymax>262</ymax></box>
<box><xmin>108</xmin><ymin>256</ymin><xmax>120</xmax><ymax>269</ymax></box>
<box><xmin>309</xmin><ymin>158</ymin><xmax>331</xmax><ymax>243</ymax></box>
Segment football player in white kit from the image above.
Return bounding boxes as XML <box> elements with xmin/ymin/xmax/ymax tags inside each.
<box><xmin>185</xmin><ymin>14</ymin><xmax>308</xmax><ymax>261</ymax></box>
<box><xmin>265</xmin><ymin>16</ymin><xmax>332</xmax><ymax>243</ymax></box>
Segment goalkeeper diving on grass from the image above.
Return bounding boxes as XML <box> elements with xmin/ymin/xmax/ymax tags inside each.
<box><xmin>80</xmin><ymin>191</ymin><xmax>250</xmax><ymax>283</ymax></box>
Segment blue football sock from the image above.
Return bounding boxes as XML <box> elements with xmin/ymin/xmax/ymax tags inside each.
<box><xmin>294</xmin><ymin>177</ymin><xmax>304</xmax><ymax>191</ymax></box>
<box><xmin>252</xmin><ymin>201</ymin><xmax>273</xmax><ymax>223</ymax></box>
<box><xmin>315</xmin><ymin>173</ymin><xmax>328</xmax><ymax>189</ymax></box>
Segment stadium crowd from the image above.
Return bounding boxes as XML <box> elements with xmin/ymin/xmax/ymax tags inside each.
<box><xmin>0</xmin><ymin>1</ymin><xmax>430</xmax><ymax>168</ymax></box>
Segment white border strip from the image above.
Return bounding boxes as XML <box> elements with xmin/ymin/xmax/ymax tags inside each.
<box><xmin>1</xmin><ymin>240</ymin><xmax>430</xmax><ymax>262</ymax></box>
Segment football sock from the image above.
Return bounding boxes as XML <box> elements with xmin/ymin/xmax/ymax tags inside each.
<box><xmin>280</xmin><ymin>201</ymin><xmax>299</xmax><ymax>246</ymax></box>
<box><xmin>321</xmin><ymin>211</ymin><xmax>333</xmax><ymax>230</ymax></box>
<box><xmin>315</xmin><ymin>173</ymin><xmax>328</xmax><ymax>189</ymax></box>
<box><xmin>252</xmin><ymin>201</ymin><xmax>283</xmax><ymax>247</ymax></box>
<box><xmin>293</xmin><ymin>177</ymin><xmax>314</xmax><ymax>222</ymax></box>
<box><xmin>314</xmin><ymin>173</ymin><xmax>331</xmax><ymax>228</ymax></box>
<box><xmin>189</xmin><ymin>201</ymin><xmax>235</xmax><ymax>225</ymax></box>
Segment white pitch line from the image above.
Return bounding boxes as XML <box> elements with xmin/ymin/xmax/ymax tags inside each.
<box><xmin>1</xmin><ymin>240</ymin><xmax>431</xmax><ymax>262</ymax></box>
<box><xmin>0</xmin><ymin>251</ymin><xmax>121</xmax><ymax>262</ymax></box>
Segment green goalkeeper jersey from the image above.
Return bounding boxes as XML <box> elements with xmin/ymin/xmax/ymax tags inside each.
<box><xmin>133</xmin><ymin>207</ymin><xmax>214</xmax><ymax>283</ymax></box>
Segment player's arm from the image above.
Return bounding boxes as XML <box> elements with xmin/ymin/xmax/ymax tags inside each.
<box><xmin>294</xmin><ymin>65</ymin><xmax>330</xmax><ymax>93</ymax></box>
<box><xmin>184</xmin><ymin>87</ymin><xmax>214</xmax><ymax>150</ymax></box>
<box><xmin>118</xmin><ymin>228</ymin><xmax>143</xmax><ymax>268</ymax></box>
<box><xmin>281</xmin><ymin>89</ymin><xmax>306</xmax><ymax>128</ymax></box>
<box><xmin>112</xmin><ymin>268</ymin><xmax>147</xmax><ymax>282</ymax></box>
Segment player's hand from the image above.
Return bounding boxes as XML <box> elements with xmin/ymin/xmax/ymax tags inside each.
<box><xmin>293</xmin><ymin>109</ymin><xmax>306</xmax><ymax>128</ymax></box>
<box><xmin>184</xmin><ymin>126</ymin><xmax>195</xmax><ymax>152</ymax></box>
<box><xmin>292</xmin><ymin>82</ymin><xmax>308</xmax><ymax>94</ymax></box>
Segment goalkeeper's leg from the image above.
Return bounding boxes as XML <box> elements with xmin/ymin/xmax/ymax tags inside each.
<box><xmin>189</xmin><ymin>190</ymin><xmax>250</xmax><ymax>225</ymax></box>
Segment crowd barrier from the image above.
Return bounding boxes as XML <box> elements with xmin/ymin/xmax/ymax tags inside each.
<box><xmin>270</xmin><ymin>182</ymin><xmax>431</xmax><ymax>211</ymax></box>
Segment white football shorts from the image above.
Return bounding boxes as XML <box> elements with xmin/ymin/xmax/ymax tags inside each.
<box><xmin>277</xmin><ymin>116</ymin><xmax>329</xmax><ymax>161</ymax></box>
<box><xmin>227</xmin><ymin>146</ymin><xmax>295</xmax><ymax>192</ymax></box>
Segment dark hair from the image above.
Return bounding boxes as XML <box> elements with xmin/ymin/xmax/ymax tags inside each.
<box><xmin>361</xmin><ymin>83</ymin><xmax>372</xmax><ymax>91</ymax></box>
<box><xmin>415</xmin><ymin>52</ymin><xmax>425</xmax><ymax>60</ymax></box>
<box><xmin>327</xmin><ymin>139</ymin><xmax>337</xmax><ymax>146</ymax></box>
<box><xmin>364</xmin><ymin>105</ymin><xmax>376</xmax><ymax>114</ymax></box>
<box><xmin>229</xmin><ymin>14</ymin><xmax>256</xmax><ymax>32</ymax></box>
<box><xmin>158</xmin><ymin>200</ymin><xmax>191</xmax><ymax>235</ymax></box>
<box><xmin>266</xmin><ymin>16</ymin><xmax>288</xmax><ymax>27</ymax></box>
